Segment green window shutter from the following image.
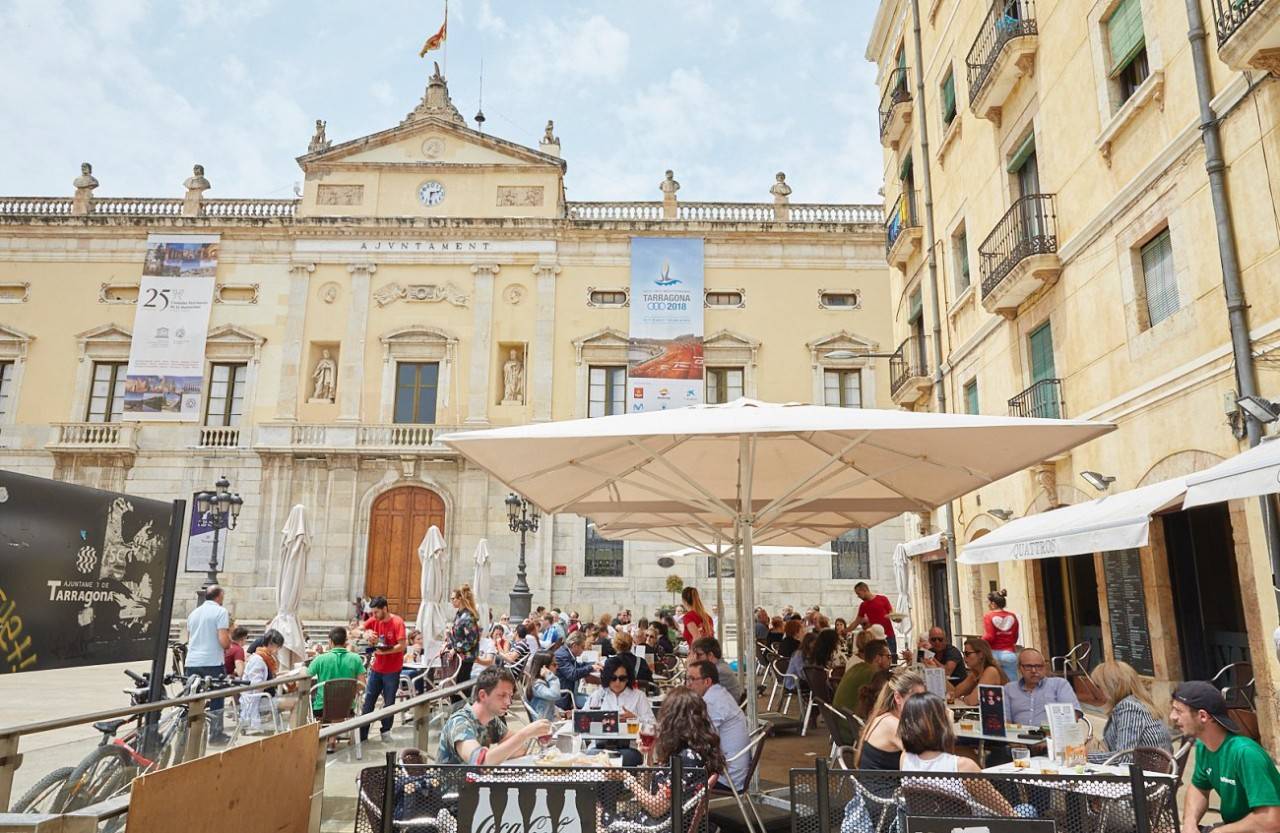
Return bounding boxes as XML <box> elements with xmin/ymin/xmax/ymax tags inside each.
<box><xmin>1141</xmin><ymin>228</ymin><xmax>1179</xmax><ymax>326</ymax></box>
<box><xmin>909</xmin><ymin>289</ymin><xmax>923</xmax><ymax>320</ymax></box>
<box><xmin>1007</xmin><ymin>132</ymin><xmax>1037</xmax><ymax>174</ymax></box>
<box><xmin>942</xmin><ymin>72</ymin><xmax>956</xmax><ymax>120</ymax></box>
<box><xmin>1107</xmin><ymin>0</ymin><xmax>1146</xmax><ymax>74</ymax></box>
<box><xmin>964</xmin><ymin>380</ymin><xmax>979</xmax><ymax>415</ymax></box>
<box><xmin>899</xmin><ymin>153</ymin><xmax>914</xmax><ymax>182</ymax></box>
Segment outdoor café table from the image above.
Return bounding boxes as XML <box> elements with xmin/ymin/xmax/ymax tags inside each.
<box><xmin>982</xmin><ymin>758</ymin><xmax>1175</xmax><ymax>796</ymax></box>
<box><xmin>953</xmin><ymin>721</ymin><xmax>1037</xmax><ymax>763</ymax></box>
<box><xmin>554</xmin><ymin>721</ymin><xmax>639</xmax><ymax>747</ymax></box>
<box><xmin>982</xmin><ymin>756</ymin><xmax>1177</xmax><ymax>833</ymax></box>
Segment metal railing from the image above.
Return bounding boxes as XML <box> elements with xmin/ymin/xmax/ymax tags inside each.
<box><xmin>967</xmin><ymin>0</ymin><xmax>1038</xmax><ymax>102</ymax></box>
<box><xmin>878</xmin><ymin>66</ymin><xmax>913</xmax><ymax>138</ymax></box>
<box><xmin>885</xmin><ymin>190</ymin><xmax>919</xmax><ymax>255</ymax></box>
<box><xmin>979</xmin><ymin>192</ymin><xmax>1058</xmax><ymax>299</ymax></box>
<box><xmin>1213</xmin><ymin>0</ymin><xmax>1266</xmax><ymax>47</ymax></box>
<box><xmin>889</xmin><ymin>334</ymin><xmax>930</xmax><ymax>397</ymax></box>
<box><xmin>1009</xmin><ymin>377</ymin><xmax>1065</xmax><ymax>419</ymax></box>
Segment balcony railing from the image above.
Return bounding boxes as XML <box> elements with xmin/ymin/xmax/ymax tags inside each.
<box><xmin>979</xmin><ymin>193</ymin><xmax>1057</xmax><ymax>299</ymax></box>
<box><xmin>46</xmin><ymin>421</ymin><xmax>138</xmax><ymax>451</ymax></box>
<box><xmin>1009</xmin><ymin>378</ymin><xmax>1064</xmax><ymax>419</ymax></box>
<box><xmin>885</xmin><ymin>190</ymin><xmax>920</xmax><ymax>254</ymax></box>
<box><xmin>565</xmin><ymin>201</ymin><xmax>884</xmax><ymax>224</ymax></box>
<box><xmin>1213</xmin><ymin>0</ymin><xmax>1265</xmax><ymax>46</ymax></box>
<box><xmin>197</xmin><ymin>426</ymin><xmax>241</xmax><ymax>448</ymax></box>
<box><xmin>254</xmin><ymin>423</ymin><xmax>470</xmax><ymax>453</ymax></box>
<box><xmin>967</xmin><ymin>0</ymin><xmax>1038</xmax><ymax>102</ymax></box>
<box><xmin>889</xmin><ymin>335</ymin><xmax>930</xmax><ymax>398</ymax></box>
<box><xmin>878</xmin><ymin>66</ymin><xmax>913</xmax><ymax>138</ymax></box>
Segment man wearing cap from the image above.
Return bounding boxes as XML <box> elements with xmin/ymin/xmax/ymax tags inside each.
<box><xmin>1172</xmin><ymin>681</ymin><xmax>1280</xmax><ymax>833</ymax></box>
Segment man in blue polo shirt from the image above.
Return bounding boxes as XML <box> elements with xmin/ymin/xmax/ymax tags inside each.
<box><xmin>186</xmin><ymin>585</ymin><xmax>231</xmax><ymax>744</ymax></box>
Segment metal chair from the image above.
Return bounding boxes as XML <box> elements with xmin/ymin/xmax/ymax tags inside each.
<box><xmin>1209</xmin><ymin>661</ymin><xmax>1256</xmax><ymax>709</ymax></box>
<box><xmin>831</xmin><ymin>744</ymin><xmax>857</xmax><ymax>770</ymax></box>
<box><xmin>708</xmin><ymin>726</ymin><xmax>771</xmax><ymax>833</ymax></box>
<box><xmin>604</xmin><ymin>772</ymin><xmax>718</xmax><ymax>833</ymax></box>
<box><xmin>819</xmin><ymin>701</ymin><xmax>862</xmax><ymax>755</ymax></box>
<box><xmin>768</xmin><ymin>657</ymin><xmax>801</xmax><ymax>714</ymax></box>
<box><xmin>1051</xmin><ymin>641</ymin><xmax>1092</xmax><ymax>676</ymax></box>
<box><xmin>1102</xmin><ymin>746</ymin><xmax>1175</xmax><ymax>774</ymax></box>
<box><xmin>313</xmin><ymin>678</ymin><xmax>363</xmax><ymax>759</ymax></box>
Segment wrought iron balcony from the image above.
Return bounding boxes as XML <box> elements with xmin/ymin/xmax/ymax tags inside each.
<box><xmin>979</xmin><ymin>193</ymin><xmax>1060</xmax><ymax>315</ymax></box>
<box><xmin>967</xmin><ymin>0</ymin><xmax>1039</xmax><ymax>123</ymax></box>
<box><xmin>1008</xmin><ymin>378</ymin><xmax>1064</xmax><ymax>420</ymax></box>
<box><xmin>885</xmin><ymin>190</ymin><xmax>923</xmax><ymax>270</ymax></box>
<box><xmin>878</xmin><ymin>66</ymin><xmax>914</xmax><ymax>149</ymax></box>
<box><xmin>1212</xmin><ymin>0</ymin><xmax>1280</xmax><ymax>71</ymax></box>
<box><xmin>890</xmin><ymin>335</ymin><xmax>932</xmax><ymax>405</ymax></box>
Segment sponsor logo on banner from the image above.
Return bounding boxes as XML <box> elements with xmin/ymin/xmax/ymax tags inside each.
<box><xmin>123</xmin><ymin>234</ymin><xmax>219</xmax><ymax>421</ymax></box>
<box><xmin>628</xmin><ymin>237</ymin><xmax>704</xmax><ymax>412</ymax></box>
<box><xmin>184</xmin><ymin>492</ymin><xmax>229</xmax><ymax>573</ymax></box>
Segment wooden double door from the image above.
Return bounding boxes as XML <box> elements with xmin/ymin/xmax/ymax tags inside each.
<box><xmin>365</xmin><ymin>486</ymin><xmax>446</xmax><ymax>618</ymax></box>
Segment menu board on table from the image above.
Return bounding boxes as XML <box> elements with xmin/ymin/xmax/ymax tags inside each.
<box><xmin>978</xmin><ymin>684</ymin><xmax>1006</xmax><ymax>737</ymax></box>
<box><xmin>574</xmin><ymin>710</ymin><xmax>619</xmax><ymax>734</ymax></box>
<box><xmin>1102</xmin><ymin>548</ymin><xmax>1155</xmax><ymax>676</ymax></box>
<box><xmin>1046</xmin><ymin>702</ymin><xmax>1086</xmax><ymax>765</ymax></box>
<box><xmin>922</xmin><ymin>666</ymin><xmax>946</xmax><ymax>698</ymax></box>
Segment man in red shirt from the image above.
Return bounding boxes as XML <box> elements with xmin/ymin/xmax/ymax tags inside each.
<box><xmin>355</xmin><ymin>596</ymin><xmax>406</xmax><ymax>743</ymax></box>
<box><xmin>853</xmin><ymin>582</ymin><xmax>896</xmax><ymax>658</ymax></box>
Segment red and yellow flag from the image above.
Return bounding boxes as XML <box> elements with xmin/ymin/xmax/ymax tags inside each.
<box><xmin>419</xmin><ymin>4</ymin><xmax>447</xmax><ymax>58</ymax></box>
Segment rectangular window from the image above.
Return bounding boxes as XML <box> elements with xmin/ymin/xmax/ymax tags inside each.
<box><xmin>820</xmin><ymin>291</ymin><xmax>860</xmax><ymax>308</ymax></box>
<box><xmin>706</xmin><ymin>367</ymin><xmax>744</xmax><ymax>405</ymax></box>
<box><xmin>831</xmin><ymin>530</ymin><xmax>871</xmax><ymax>580</ymax></box>
<box><xmin>393</xmin><ymin>362</ymin><xmax>439</xmax><ymax>424</ymax></box>
<box><xmin>964</xmin><ymin>379</ymin><xmax>980</xmax><ymax>415</ymax></box>
<box><xmin>941</xmin><ymin>68</ymin><xmax>957</xmax><ymax>128</ymax></box>
<box><xmin>584</xmin><ymin>520</ymin><xmax>624</xmax><ymax>577</ymax></box>
<box><xmin>87</xmin><ymin>361</ymin><xmax>127</xmax><ymax>423</ymax></box>
<box><xmin>589</xmin><ymin>289</ymin><xmax>628</xmax><ymax>306</ymax></box>
<box><xmin>705</xmin><ymin>291</ymin><xmax>744</xmax><ymax>308</ymax></box>
<box><xmin>954</xmin><ymin>227</ymin><xmax>971</xmax><ymax>291</ymax></box>
<box><xmin>1107</xmin><ymin>0</ymin><xmax>1149</xmax><ymax>103</ymax></box>
<box><xmin>0</xmin><ymin>361</ymin><xmax>13</xmax><ymax>421</ymax></box>
<box><xmin>204</xmin><ymin>363</ymin><xmax>247</xmax><ymax>427</ymax></box>
<box><xmin>588</xmin><ymin>366</ymin><xmax>626</xmax><ymax>417</ymax></box>
<box><xmin>1140</xmin><ymin>228</ymin><xmax>1179</xmax><ymax>328</ymax></box>
<box><xmin>707</xmin><ymin>555</ymin><xmax>735</xmax><ymax>578</ymax></box>
<box><xmin>823</xmin><ymin>369</ymin><xmax>862</xmax><ymax>408</ymax></box>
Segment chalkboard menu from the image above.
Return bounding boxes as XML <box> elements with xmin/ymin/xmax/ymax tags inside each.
<box><xmin>1102</xmin><ymin>549</ymin><xmax>1154</xmax><ymax>676</ymax></box>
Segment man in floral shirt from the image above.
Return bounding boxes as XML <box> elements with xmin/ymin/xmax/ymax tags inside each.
<box><xmin>438</xmin><ymin>667</ymin><xmax>550</xmax><ymax>765</ymax></box>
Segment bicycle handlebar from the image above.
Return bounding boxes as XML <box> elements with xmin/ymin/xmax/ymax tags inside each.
<box><xmin>124</xmin><ymin>669</ymin><xmax>148</xmax><ymax>686</ymax></box>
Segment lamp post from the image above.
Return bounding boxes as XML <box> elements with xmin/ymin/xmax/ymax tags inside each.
<box><xmin>505</xmin><ymin>492</ymin><xmax>539</xmax><ymax>621</ymax></box>
<box><xmin>194</xmin><ymin>475</ymin><xmax>243</xmax><ymax>604</ymax></box>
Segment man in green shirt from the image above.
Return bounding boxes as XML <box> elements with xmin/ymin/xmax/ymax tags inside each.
<box><xmin>1172</xmin><ymin>681</ymin><xmax>1280</xmax><ymax>833</ymax></box>
<box><xmin>309</xmin><ymin>626</ymin><xmax>367</xmax><ymax>751</ymax></box>
<box><xmin>833</xmin><ymin>639</ymin><xmax>892</xmax><ymax>718</ymax></box>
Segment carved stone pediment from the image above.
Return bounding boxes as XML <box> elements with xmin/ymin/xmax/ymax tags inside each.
<box><xmin>373</xmin><ymin>281</ymin><xmax>470</xmax><ymax>308</ymax></box>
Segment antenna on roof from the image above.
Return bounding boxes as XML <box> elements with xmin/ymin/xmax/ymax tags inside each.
<box><xmin>474</xmin><ymin>56</ymin><xmax>486</xmax><ymax>132</ymax></box>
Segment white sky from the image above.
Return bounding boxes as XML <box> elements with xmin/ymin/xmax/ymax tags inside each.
<box><xmin>0</xmin><ymin>1</ymin><xmax>883</xmax><ymax>204</ymax></box>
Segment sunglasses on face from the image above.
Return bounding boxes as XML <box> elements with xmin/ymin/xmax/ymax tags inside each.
<box><xmin>611</xmin><ymin>674</ymin><xmax>629</xmax><ymax>682</ymax></box>
<box><xmin>963</xmin><ymin>650</ymin><xmax>979</xmax><ymax>656</ymax></box>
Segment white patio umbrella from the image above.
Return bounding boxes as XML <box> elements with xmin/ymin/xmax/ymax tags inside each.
<box><xmin>415</xmin><ymin>525</ymin><xmax>448</xmax><ymax>652</ymax></box>
<box><xmin>472</xmin><ymin>539</ymin><xmax>492</xmax><ymax>627</ymax></box>
<box><xmin>892</xmin><ymin>543</ymin><xmax>914</xmax><ymax>650</ymax></box>
<box><xmin>266</xmin><ymin>504</ymin><xmax>310</xmax><ymax>668</ymax></box>
<box><xmin>440</xmin><ymin>398</ymin><xmax>1114</xmax><ymax>727</ymax></box>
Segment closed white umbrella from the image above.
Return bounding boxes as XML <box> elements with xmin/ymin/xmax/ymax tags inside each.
<box><xmin>415</xmin><ymin>525</ymin><xmax>448</xmax><ymax>648</ymax></box>
<box><xmin>892</xmin><ymin>543</ymin><xmax>913</xmax><ymax>649</ymax></box>
<box><xmin>472</xmin><ymin>539</ymin><xmax>492</xmax><ymax>627</ymax></box>
<box><xmin>266</xmin><ymin>504</ymin><xmax>309</xmax><ymax>668</ymax></box>
<box><xmin>440</xmin><ymin>398</ymin><xmax>1113</xmax><ymax>728</ymax></box>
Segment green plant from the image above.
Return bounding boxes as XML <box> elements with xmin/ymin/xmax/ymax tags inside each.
<box><xmin>665</xmin><ymin>574</ymin><xmax>685</xmax><ymax>605</ymax></box>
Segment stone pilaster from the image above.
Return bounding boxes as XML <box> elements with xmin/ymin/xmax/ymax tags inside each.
<box><xmin>466</xmin><ymin>263</ymin><xmax>499</xmax><ymax>425</ymax></box>
<box><xmin>339</xmin><ymin>262</ymin><xmax>375</xmax><ymax>423</ymax></box>
<box><xmin>276</xmin><ymin>261</ymin><xmax>314</xmax><ymax>421</ymax></box>
<box><xmin>531</xmin><ymin>262</ymin><xmax>560</xmax><ymax>422</ymax></box>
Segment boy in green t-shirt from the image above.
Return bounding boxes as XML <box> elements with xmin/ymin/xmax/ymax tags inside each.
<box><xmin>308</xmin><ymin>626</ymin><xmax>367</xmax><ymax>751</ymax></box>
<box><xmin>1172</xmin><ymin>681</ymin><xmax>1280</xmax><ymax>833</ymax></box>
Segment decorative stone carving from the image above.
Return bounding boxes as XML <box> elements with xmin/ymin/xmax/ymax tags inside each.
<box><xmin>1034</xmin><ymin>464</ymin><xmax>1059</xmax><ymax>508</ymax></box>
<box><xmin>501</xmin><ymin>347</ymin><xmax>525</xmax><ymax>405</ymax></box>
<box><xmin>0</xmin><ymin>282</ymin><xmax>30</xmax><ymax>303</ymax></box>
<box><xmin>770</xmin><ymin>172</ymin><xmax>792</xmax><ymax>221</ymax></box>
<box><xmin>402</xmin><ymin>62</ymin><xmax>466</xmax><ymax>126</ymax></box>
<box><xmin>496</xmin><ymin>186</ymin><xmax>544</xmax><ymax>207</ymax></box>
<box><xmin>660</xmin><ymin>170</ymin><xmax>680</xmax><ymax>219</ymax></box>
<box><xmin>373</xmin><ymin>281</ymin><xmax>470</xmax><ymax>308</ymax></box>
<box><xmin>318</xmin><ymin>282</ymin><xmax>341</xmax><ymax>304</ymax></box>
<box><xmin>312</xmin><ymin>349</ymin><xmax>337</xmax><ymax>402</ymax></box>
<box><xmin>308</xmin><ymin>119</ymin><xmax>331</xmax><ymax>154</ymax></box>
<box><xmin>543</xmin><ymin>120</ymin><xmax>559</xmax><ymax>145</ymax></box>
<box><xmin>182</xmin><ymin>164</ymin><xmax>211</xmax><ymax>217</ymax></box>
<box><xmin>316</xmin><ymin>184</ymin><xmax>364</xmax><ymax>206</ymax></box>
<box><xmin>422</xmin><ymin>136</ymin><xmax>445</xmax><ymax>159</ymax></box>
<box><xmin>72</xmin><ymin>162</ymin><xmax>98</xmax><ymax>215</ymax></box>
<box><xmin>99</xmin><ymin>282</ymin><xmax>140</xmax><ymax>305</ymax></box>
<box><xmin>504</xmin><ymin>284</ymin><xmax>527</xmax><ymax>305</ymax></box>
<box><xmin>213</xmin><ymin>283</ymin><xmax>260</xmax><ymax>304</ymax></box>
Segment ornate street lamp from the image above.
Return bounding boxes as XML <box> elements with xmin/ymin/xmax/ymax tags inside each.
<box><xmin>195</xmin><ymin>474</ymin><xmax>243</xmax><ymax>603</ymax></box>
<box><xmin>506</xmin><ymin>492</ymin><xmax>540</xmax><ymax>621</ymax></box>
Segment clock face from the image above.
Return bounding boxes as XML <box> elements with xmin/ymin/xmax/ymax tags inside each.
<box><xmin>418</xmin><ymin>180</ymin><xmax>445</xmax><ymax>206</ymax></box>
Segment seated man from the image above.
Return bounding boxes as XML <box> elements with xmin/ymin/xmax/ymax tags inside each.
<box><xmin>539</xmin><ymin>613</ymin><xmax>565</xmax><ymax>649</ymax></box>
<box><xmin>553</xmin><ymin>631</ymin><xmax>600</xmax><ymax>709</ymax></box>
<box><xmin>832</xmin><ymin>639</ymin><xmax>892</xmax><ymax>718</ymax></box>
<box><xmin>686</xmin><ymin>660</ymin><xmax>751</xmax><ymax>789</ymax></box>
<box><xmin>1002</xmin><ymin>648</ymin><xmax>1081</xmax><ymax>726</ymax></box>
<box><xmin>438</xmin><ymin>666</ymin><xmax>551</xmax><ymax>765</ymax></box>
<box><xmin>906</xmin><ymin>627</ymin><xmax>965</xmax><ymax>686</ymax></box>
<box><xmin>1173</xmin><ymin>681</ymin><xmax>1280</xmax><ymax>833</ymax></box>
<box><xmin>689</xmin><ymin>636</ymin><xmax>743</xmax><ymax>702</ymax></box>
<box><xmin>308</xmin><ymin>626</ymin><xmax>367</xmax><ymax>752</ymax></box>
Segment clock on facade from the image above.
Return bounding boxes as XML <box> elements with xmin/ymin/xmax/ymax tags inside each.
<box><xmin>417</xmin><ymin>180</ymin><xmax>445</xmax><ymax>206</ymax></box>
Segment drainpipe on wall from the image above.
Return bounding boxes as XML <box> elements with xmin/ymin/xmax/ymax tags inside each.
<box><xmin>1183</xmin><ymin>0</ymin><xmax>1280</xmax><ymax>613</ymax></box>
<box><xmin>909</xmin><ymin>0</ymin><xmax>963</xmax><ymax>637</ymax></box>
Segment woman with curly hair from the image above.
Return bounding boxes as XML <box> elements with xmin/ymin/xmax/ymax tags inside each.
<box><xmin>447</xmin><ymin>584</ymin><xmax>481</xmax><ymax>685</ymax></box>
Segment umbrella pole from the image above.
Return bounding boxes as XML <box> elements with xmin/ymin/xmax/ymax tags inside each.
<box><xmin>732</xmin><ymin>538</ymin><xmax>743</xmax><ymax>690</ymax></box>
<box><xmin>736</xmin><ymin>436</ymin><xmax>760</xmax><ymax>737</ymax></box>
<box><xmin>715</xmin><ymin>537</ymin><xmax>725</xmax><ymax>648</ymax></box>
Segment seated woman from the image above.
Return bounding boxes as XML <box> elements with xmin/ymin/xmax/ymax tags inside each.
<box><xmin>766</xmin><ymin>616</ymin><xmax>785</xmax><ymax>648</ymax></box>
<box><xmin>612</xmin><ymin>631</ymin><xmax>654</xmax><ymax>684</ymax></box>
<box><xmin>1087</xmin><ymin>660</ymin><xmax>1172</xmax><ymax>763</ymax></box>
<box><xmin>784</xmin><ymin>631</ymin><xmax>818</xmax><ymax>692</ymax></box>
<box><xmin>241</xmin><ymin>629</ymin><xmax>286</xmax><ymax>730</ymax></box>
<box><xmin>777</xmin><ymin>618</ymin><xmax>803</xmax><ymax>659</ymax></box>
<box><xmin>649</xmin><ymin>623</ymin><xmax>674</xmax><ymax>657</ymax></box>
<box><xmin>946</xmin><ymin>637</ymin><xmax>1007</xmax><ymax>706</ymax></box>
<box><xmin>856</xmin><ymin>668</ymin><xmax>925</xmax><ymax>770</ymax></box>
<box><xmin>587</xmin><ymin>656</ymin><xmax>654</xmax><ymax>766</ymax></box>
<box><xmin>525</xmin><ymin>652</ymin><xmax>563</xmax><ymax>722</ymax></box>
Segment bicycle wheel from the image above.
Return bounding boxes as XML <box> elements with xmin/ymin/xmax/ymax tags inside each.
<box><xmin>10</xmin><ymin>766</ymin><xmax>73</xmax><ymax>813</ymax></box>
<box><xmin>55</xmin><ymin>745</ymin><xmax>135</xmax><ymax>811</ymax></box>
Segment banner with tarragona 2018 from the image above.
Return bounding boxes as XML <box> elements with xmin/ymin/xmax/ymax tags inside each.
<box><xmin>627</xmin><ymin>237</ymin><xmax>705</xmax><ymax>413</ymax></box>
<box><xmin>0</xmin><ymin>470</ymin><xmax>175</xmax><ymax>673</ymax></box>
<box><xmin>122</xmin><ymin>233</ymin><xmax>220</xmax><ymax>421</ymax></box>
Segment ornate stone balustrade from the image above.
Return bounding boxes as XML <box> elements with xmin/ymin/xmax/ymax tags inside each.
<box><xmin>197</xmin><ymin>426</ymin><xmax>241</xmax><ymax>448</ymax></box>
<box><xmin>255</xmin><ymin>423</ymin><xmax>470</xmax><ymax>455</ymax></box>
<box><xmin>566</xmin><ymin>202</ymin><xmax>664</xmax><ymax>221</ymax></box>
<box><xmin>0</xmin><ymin>197</ymin><xmax>75</xmax><ymax>214</ymax></box>
<box><xmin>46</xmin><ymin>422</ymin><xmax>139</xmax><ymax>453</ymax></box>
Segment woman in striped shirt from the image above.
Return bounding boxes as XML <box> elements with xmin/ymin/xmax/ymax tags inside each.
<box><xmin>1087</xmin><ymin>660</ymin><xmax>1172</xmax><ymax>762</ymax></box>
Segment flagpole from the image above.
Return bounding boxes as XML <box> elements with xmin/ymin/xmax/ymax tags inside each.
<box><xmin>443</xmin><ymin>0</ymin><xmax>448</xmax><ymax>77</ymax></box>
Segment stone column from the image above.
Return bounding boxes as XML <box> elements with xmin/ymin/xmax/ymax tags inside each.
<box><xmin>276</xmin><ymin>262</ymin><xmax>314</xmax><ymax>421</ymax></box>
<box><xmin>339</xmin><ymin>262</ymin><xmax>375</xmax><ymax>423</ymax></box>
<box><xmin>466</xmin><ymin>263</ymin><xmax>499</xmax><ymax>425</ymax></box>
<box><xmin>531</xmin><ymin>262</ymin><xmax>560</xmax><ymax>422</ymax></box>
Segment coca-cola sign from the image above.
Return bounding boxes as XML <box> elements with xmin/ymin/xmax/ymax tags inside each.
<box><xmin>456</xmin><ymin>782</ymin><xmax>598</xmax><ymax>833</ymax></box>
